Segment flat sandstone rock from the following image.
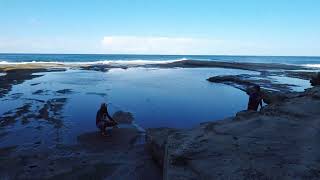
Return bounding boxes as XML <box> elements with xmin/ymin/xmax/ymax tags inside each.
<box><xmin>147</xmin><ymin>86</ymin><xmax>320</xmax><ymax>180</ymax></box>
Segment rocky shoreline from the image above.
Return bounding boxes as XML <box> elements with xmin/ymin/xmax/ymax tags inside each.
<box><xmin>1</xmin><ymin>60</ymin><xmax>319</xmax><ymax>179</ymax></box>
<box><xmin>146</xmin><ymin>86</ymin><xmax>320</xmax><ymax>179</ymax></box>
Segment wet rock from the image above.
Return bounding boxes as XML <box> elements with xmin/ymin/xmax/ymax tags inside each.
<box><xmin>284</xmin><ymin>71</ymin><xmax>316</xmax><ymax>80</ymax></box>
<box><xmin>86</xmin><ymin>92</ymin><xmax>108</xmax><ymax>97</ymax></box>
<box><xmin>56</xmin><ymin>89</ymin><xmax>73</xmax><ymax>94</ymax></box>
<box><xmin>30</xmin><ymin>83</ymin><xmax>41</xmax><ymax>86</ymax></box>
<box><xmin>207</xmin><ymin>75</ymin><xmax>294</xmax><ymax>93</ymax></box>
<box><xmin>0</xmin><ymin>68</ymin><xmax>65</xmax><ymax>98</ymax></box>
<box><xmin>9</xmin><ymin>93</ymin><xmax>24</xmax><ymax>99</ymax></box>
<box><xmin>112</xmin><ymin>111</ymin><xmax>134</xmax><ymax>124</ymax></box>
<box><xmin>80</xmin><ymin>64</ymin><xmax>113</xmax><ymax>72</ymax></box>
<box><xmin>0</xmin><ymin>103</ymin><xmax>32</xmax><ymax>127</ymax></box>
<box><xmin>0</xmin><ymin>69</ymin><xmax>44</xmax><ymax>98</ymax></box>
<box><xmin>157</xmin><ymin>60</ymin><xmax>307</xmax><ymax>71</ymax></box>
<box><xmin>33</xmin><ymin>90</ymin><xmax>45</xmax><ymax>95</ymax></box>
<box><xmin>207</xmin><ymin>75</ymin><xmax>301</xmax><ymax>104</ymax></box>
<box><xmin>207</xmin><ymin>75</ymin><xmax>256</xmax><ymax>87</ymax></box>
<box><xmin>24</xmin><ymin>98</ymin><xmax>46</xmax><ymax>103</ymax></box>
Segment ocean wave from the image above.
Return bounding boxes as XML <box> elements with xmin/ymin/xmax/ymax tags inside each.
<box><xmin>303</xmin><ymin>64</ymin><xmax>320</xmax><ymax>68</ymax></box>
<box><xmin>0</xmin><ymin>58</ymin><xmax>187</xmax><ymax>66</ymax></box>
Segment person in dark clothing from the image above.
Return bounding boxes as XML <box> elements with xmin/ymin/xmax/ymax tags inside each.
<box><xmin>247</xmin><ymin>85</ymin><xmax>263</xmax><ymax>111</ymax></box>
<box><xmin>96</xmin><ymin>103</ymin><xmax>118</xmax><ymax>136</ymax></box>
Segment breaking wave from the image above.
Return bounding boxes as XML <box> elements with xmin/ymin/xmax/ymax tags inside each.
<box><xmin>0</xmin><ymin>58</ymin><xmax>188</xmax><ymax>65</ymax></box>
<box><xmin>303</xmin><ymin>64</ymin><xmax>320</xmax><ymax>68</ymax></box>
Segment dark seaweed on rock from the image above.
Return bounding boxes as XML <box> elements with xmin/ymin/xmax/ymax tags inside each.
<box><xmin>0</xmin><ymin>98</ymin><xmax>67</xmax><ymax>128</ymax></box>
<box><xmin>0</xmin><ymin>68</ymin><xmax>66</xmax><ymax>98</ymax></box>
<box><xmin>9</xmin><ymin>93</ymin><xmax>24</xmax><ymax>100</ymax></box>
<box><xmin>56</xmin><ymin>89</ymin><xmax>73</xmax><ymax>95</ymax></box>
<box><xmin>0</xmin><ymin>69</ymin><xmax>45</xmax><ymax>98</ymax></box>
<box><xmin>30</xmin><ymin>82</ymin><xmax>41</xmax><ymax>86</ymax></box>
<box><xmin>80</xmin><ymin>64</ymin><xmax>113</xmax><ymax>72</ymax></box>
<box><xmin>32</xmin><ymin>89</ymin><xmax>50</xmax><ymax>95</ymax></box>
<box><xmin>86</xmin><ymin>92</ymin><xmax>108</xmax><ymax>97</ymax></box>
<box><xmin>0</xmin><ymin>103</ymin><xmax>33</xmax><ymax>127</ymax></box>
<box><xmin>37</xmin><ymin>98</ymin><xmax>67</xmax><ymax>128</ymax></box>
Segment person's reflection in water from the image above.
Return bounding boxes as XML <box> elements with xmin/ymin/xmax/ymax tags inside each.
<box><xmin>96</xmin><ymin>103</ymin><xmax>118</xmax><ymax>136</ymax></box>
<box><xmin>247</xmin><ymin>85</ymin><xmax>263</xmax><ymax>111</ymax></box>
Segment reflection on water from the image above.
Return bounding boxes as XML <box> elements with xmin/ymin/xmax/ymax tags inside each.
<box><xmin>269</xmin><ymin>76</ymin><xmax>311</xmax><ymax>92</ymax></box>
<box><xmin>0</xmin><ymin>67</ymin><xmax>256</xmax><ymax>145</ymax></box>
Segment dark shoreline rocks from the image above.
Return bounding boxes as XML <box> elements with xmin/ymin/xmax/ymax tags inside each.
<box><xmin>0</xmin><ymin>69</ymin><xmax>45</xmax><ymax>98</ymax></box>
<box><xmin>207</xmin><ymin>75</ymin><xmax>256</xmax><ymax>89</ymax></box>
<box><xmin>1</xmin><ymin>59</ymin><xmax>312</xmax><ymax>73</ymax></box>
<box><xmin>0</xmin><ymin>68</ymin><xmax>66</xmax><ymax>98</ymax></box>
<box><xmin>146</xmin><ymin>86</ymin><xmax>320</xmax><ymax>180</ymax></box>
<box><xmin>207</xmin><ymin>74</ymin><xmax>308</xmax><ymax>92</ymax></box>
<box><xmin>155</xmin><ymin>60</ymin><xmax>310</xmax><ymax>71</ymax></box>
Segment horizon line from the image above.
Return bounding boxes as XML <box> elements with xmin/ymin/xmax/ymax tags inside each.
<box><xmin>0</xmin><ymin>52</ymin><xmax>319</xmax><ymax>58</ymax></box>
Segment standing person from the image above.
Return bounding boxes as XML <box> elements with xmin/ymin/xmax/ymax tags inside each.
<box><xmin>247</xmin><ymin>85</ymin><xmax>263</xmax><ymax>111</ymax></box>
<box><xmin>96</xmin><ymin>103</ymin><xmax>118</xmax><ymax>136</ymax></box>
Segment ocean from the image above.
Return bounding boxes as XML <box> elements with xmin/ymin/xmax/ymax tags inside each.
<box><xmin>1</xmin><ymin>54</ymin><xmax>320</xmax><ymax>67</ymax></box>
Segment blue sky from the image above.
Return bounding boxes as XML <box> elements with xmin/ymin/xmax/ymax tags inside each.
<box><xmin>0</xmin><ymin>0</ymin><xmax>319</xmax><ymax>55</ymax></box>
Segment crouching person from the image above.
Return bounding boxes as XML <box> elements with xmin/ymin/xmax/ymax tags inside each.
<box><xmin>247</xmin><ymin>85</ymin><xmax>263</xmax><ymax>111</ymax></box>
<box><xmin>96</xmin><ymin>103</ymin><xmax>118</xmax><ymax>136</ymax></box>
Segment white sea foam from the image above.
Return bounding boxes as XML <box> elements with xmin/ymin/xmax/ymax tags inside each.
<box><xmin>304</xmin><ymin>64</ymin><xmax>320</xmax><ymax>68</ymax></box>
<box><xmin>0</xmin><ymin>58</ymin><xmax>187</xmax><ymax>66</ymax></box>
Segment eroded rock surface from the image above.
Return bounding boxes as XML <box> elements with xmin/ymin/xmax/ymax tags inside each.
<box><xmin>146</xmin><ymin>128</ymin><xmax>178</xmax><ymax>168</ymax></box>
<box><xmin>147</xmin><ymin>87</ymin><xmax>320</xmax><ymax>180</ymax></box>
